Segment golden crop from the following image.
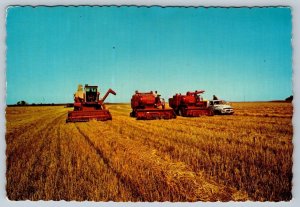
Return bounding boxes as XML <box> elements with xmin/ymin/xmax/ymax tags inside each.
<box><xmin>6</xmin><ymin>102</ymin><xmax>293</xmax><ymax>201</ymax></box>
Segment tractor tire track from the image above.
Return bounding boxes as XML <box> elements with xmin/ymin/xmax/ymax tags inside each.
<box><xmin>6</xmin><ymin>109</ymin><xmax>67</xmax><ymax>164</ymax></box>
<box><xmin>7</xmin><ymin>113</ymin><xmax>66</xmax><ymax>200</ymax></box>
<box><xmin>53</xmin><ymin>122</ymin><xmax>63</xmax><ymax>200</ymax></box>
<box><xmin>88</xmin><ymin>120</ymin><xmax>237</xmax><ymax>201</ymax></box>
<box><xmin>108</xmin><ymin>114</ymin><xmax>290</xmax><ymax>201</ymax></box>
<box><xmin>23</xmin><ymin>113</ymin><xmax>66</xmax><ymax>199</ymax></box>
<box><xmin>74</xmin><ymin>124</ymin><xmax>145</xmax><ymax>201</ymax></box>
<box><xmin>6</xmin><ymin>112</ymin><xmax>66</xmax><ymax>173</ymax></box>
<box><xmin>114</xmin><ymin>119</ymin><xmax>283</xmax><ymax>157</ymax></box>
<box><xmin>6</xmin><ymin>108</ymin><xmax>64</xmax><ymax>142</ymax></box>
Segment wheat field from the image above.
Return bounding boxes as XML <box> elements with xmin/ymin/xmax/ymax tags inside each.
<box><xmin>5</xmin><ymin>102</ymin><xmax>293</xmax><ymax>201</ymax></box>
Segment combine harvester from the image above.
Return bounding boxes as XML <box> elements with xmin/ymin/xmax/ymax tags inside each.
<box><xmin>130</xmin><ymin>91</ymin><xmax>176</xmax><ymax>120</ymax></box>
<box><xmin>66</xmin><ymin>84</ymin><xmax>116</xmax><ymax>122</ymax></box>
<box><xmin>169</xmin><ymin>90</ymin><xmax>214</xmax><ymax>117</ymax></box>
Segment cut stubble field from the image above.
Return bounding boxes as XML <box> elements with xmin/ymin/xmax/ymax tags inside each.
<box><xmin>6</xmin><ymin>102</ymin><xmax>293</xmax><ymax>201</ymax></box>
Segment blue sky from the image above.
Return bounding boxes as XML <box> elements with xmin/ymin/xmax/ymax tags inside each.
<box><xmin>6</xmin><ymin>6</ymin><xmax>292</xmax><ymax>104</ymax></box>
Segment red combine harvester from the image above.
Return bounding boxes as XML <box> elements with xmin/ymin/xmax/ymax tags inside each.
<box><xmin>130</xmin><ymin>91</ymin><xmax>176</xmax><ymax>120</ymax></box>
<box><xmin>66</xmin><ymin>84</ymin><xmax>116</xmax><ymax>122</ymax></box>
<box><xmin>169</xmin><ymin>90</ymin><xmax>214</xmax><ymax>117</ymax></box>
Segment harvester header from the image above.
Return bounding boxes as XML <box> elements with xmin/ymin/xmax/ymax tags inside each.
<box><xmin>130</xmin><ymin>90</ymin><xmax>176</xmax><ymax>120</ymax></box>
<box><xmin>169</xmin><ymin>90</ymin><xmax>213</xmax><ymax>117</ymax></box>
<box><xmin>66</xmin><ymin>84</ymin><xmax>116</xmax><ymax>122</ymax></box>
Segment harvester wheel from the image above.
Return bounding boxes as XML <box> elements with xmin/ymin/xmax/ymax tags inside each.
<box><xmin>179</xmin><ymin>108</ymin><xmax>184</xmax><ymax>117</ymax></box>
<box><xmin>130</xmin><ymin>111</ymin><xmax>135</xmax><ymax>117</ymax></box>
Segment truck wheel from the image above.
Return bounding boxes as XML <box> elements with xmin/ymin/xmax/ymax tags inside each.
<box><xmin>209</xmin><ymin>108</ymin><xmax>214</xmax><ymax>116</ymax></box>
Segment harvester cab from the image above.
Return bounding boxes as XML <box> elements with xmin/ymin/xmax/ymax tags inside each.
<box><xmin>169</xmin><ymin>90</ymin><xmax>214</xmax><ymax>117</ymax></box>
<box><xmin>85</xmin><ymin>85</ymin><xmax>98</xmax><ymax>102</ymax></box>
<box><xmin>153</xmin><ymin>91</ymin><xmax>165</xmax><ymax>109</ymax></box>
<box><xmin>130</xmin><ymin>90</ymin><xmax>176</xmax><ymax>120</ymax></box>
<box><xmin>66</xmin><ymin>84</ymin><xmax>116</xmax><ymax>122</ymax></box>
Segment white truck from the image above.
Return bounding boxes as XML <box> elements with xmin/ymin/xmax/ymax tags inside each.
<box><xmin>208</xmin><ymin>100</ymin><xmax>234</xmax><ymax>115</ymax></box>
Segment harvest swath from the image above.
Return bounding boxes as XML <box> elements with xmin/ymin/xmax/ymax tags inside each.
<box><xmin>6</xmin><ymin>102</ymin><xmax>293</xmax><ymax>201</ymax></box>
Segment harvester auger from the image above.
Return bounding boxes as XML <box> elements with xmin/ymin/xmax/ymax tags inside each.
<box><xmin>66</xmin><ymin>84</ymin><xmax>116</xmax><ymax>122</ymax></box>
<box><xmin>130</xmin><ymin>90</ymin><xmax>176</xmax><ymax>120</ymax></box>
<box><xmin>169</xmin><ymin>90</ymin><xmax>214</xmax><ymax>117</ymax></box>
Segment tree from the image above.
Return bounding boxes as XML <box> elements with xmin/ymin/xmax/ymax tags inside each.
<box><xmin>285</xmin><ymin>95</ymin><xmax>293</xmax><ymax>102</ymax></box>
<box><xmin>16</xmin><ymin>100</ymin><xmax>28</xmax><ymax>106</ymax></box>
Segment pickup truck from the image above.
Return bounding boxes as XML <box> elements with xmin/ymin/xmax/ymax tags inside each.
<box><xmin>208</xmin><ymin>100</ymin><xmax>234</xmax><ymax>115</ymax></box>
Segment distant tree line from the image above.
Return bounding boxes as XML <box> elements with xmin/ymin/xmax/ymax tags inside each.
<box><xmin>31</xmin><ymin>103</ymin><xmax>56</xmax><ymax>106</ymax></box>
<box><xmin>9</xmin><ymin>100</ymin><xmax>68</xmax><ymax>107</ymax></box>
<box><xmin>16</xmin><ymin>100</ymin><xmax>28</xmax><ymax>106</ymax></box>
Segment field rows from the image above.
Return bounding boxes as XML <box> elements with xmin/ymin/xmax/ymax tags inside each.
<box><xmin>6</xmin><ymin>102</ymin><xmax>293</xmax><ymax>201</ymax></box>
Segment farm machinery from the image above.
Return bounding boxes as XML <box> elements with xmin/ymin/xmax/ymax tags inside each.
<box><xmin>169</xmin><ymin>90</ymin><xmax>214</xmax><ymax>117</ymax></box>
<box><xmin>66</xmin><ymin>84</ymin><xmax>116</xmax><ymax>122</ymax></box>
<box><xmin>130</xmin><ymin>91</ymin><xmax>176</xmax><ymax>120</ymax></box>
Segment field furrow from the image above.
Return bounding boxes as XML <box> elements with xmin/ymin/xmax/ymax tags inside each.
<box><xmin>6</xmin><ymin>112</ymin><xmax>66</xmax><ymax>200</ymax></box>
<box><xmin>74</xmin><ymin>121</ymin><xmax>240</xmax><ymax>201</ymax></box>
